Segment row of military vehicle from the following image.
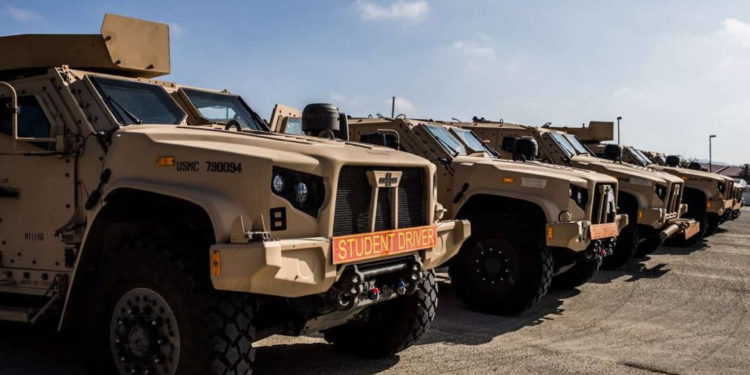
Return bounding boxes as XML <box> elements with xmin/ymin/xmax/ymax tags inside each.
<box><xmin>0</xmin><ymin>14</ymin><xmax>739</xmax><ymax>375</ymax></box>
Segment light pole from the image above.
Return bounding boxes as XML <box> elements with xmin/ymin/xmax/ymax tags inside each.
<box><xmin>616</xmin><ymin>116</ymin><xmax>622</xmax><ymax>145</ymax></box>
<box><xmin>709</xmin><ymin>134</ymin><xmax>717</xmax><ymax>172</ymax></box>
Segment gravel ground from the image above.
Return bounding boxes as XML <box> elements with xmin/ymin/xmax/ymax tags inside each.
<box><xmin>2</xmin><ymin>208</ymin><xmax>748</xmax><ymax>374</ymax></box>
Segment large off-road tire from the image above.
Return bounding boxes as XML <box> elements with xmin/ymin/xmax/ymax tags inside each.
<box><xmin>705</xmin><ymin>214</ymin><xmax>721</xmax><ymax>236</ymax></box>
<box><xmin>552</xmin><ymin>256</ymin><xmax>602</xmax><ymax>290</ymax></box>
<box><xmin>635</xmin><ymin>236</ymin><xmax>661</xmax><ymax>257</ymax></box>
<box><xmin>449</xmin><ymin>217</ymin><xmax>553</xmax><ymax>315</ymax></box>
<box><xmin>85</xmin><ymin>244</ymin><xmax>256</xmax><ymax>375</ymax></box>
<box><xmin>602</xmin><ymin>217</ymin><xmax>639</xmax><ymax>269</ymax></box>
<box><xmin>323</xmin><ymin>269</ymin><xmax>438</xmax><ymax>357</ymax></box>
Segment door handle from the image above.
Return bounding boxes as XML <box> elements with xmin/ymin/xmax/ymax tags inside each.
<box><xmin>0</xmin><ymin>187</ymin><xmax>19</xmax><ymax>198</ymax></box>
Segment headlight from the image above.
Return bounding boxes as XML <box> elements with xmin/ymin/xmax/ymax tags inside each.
<box><xmin>272</xmin><ymin>174</ymin><xmax>285</xmax><ymax>194</ymax></box>
<box><xmin>271</xmin><ymin>167</ymin><xmax>325</xmax><ymax>217</ymax></box>
<box><xmin>295</xmin><ymin>182</ymin><xmax>309</xmax><ymax>204</ymax></box>
<box><xmin>569</xmin><ymin>184</ymin><xmax>588</xmax><ymax>210</ymax></box>
<box><xmin>655</xmin><ymin>184</ymin><xmax>667</xmax><ymax>200</ymax></box>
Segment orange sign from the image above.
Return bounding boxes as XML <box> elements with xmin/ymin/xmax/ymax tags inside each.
<box><xmin>332</xmin><ymin>225</ymin><xmax>438</xmax><ymax>265</ymax></box>
<box><xmin>684</xmin><ymin>221</ymin><xmax>700</xmax><ymax>239</ymax></box>
<box><xmin>590</xmin><ymin>223</ymin><xmax>619</xmax><ymax>240</ymax></box>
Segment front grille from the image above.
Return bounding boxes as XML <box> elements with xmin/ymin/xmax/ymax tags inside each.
<box><xmin>727</xmin><ymin>181</ymin><xmax>734</xmax><ymax>199</ymax></box>
<box><xmin>667</xmin><ymin>183</ymin><xmax>682</xmax><ymax>214</ymax></box>
<box><xmin>333</xmin><ymin>166</ymin><xmax>427</xmax><ymax>236</ymax></box>
<box><xmin>591</xmin><ymin>183</ymin><xmax>616</xmax><ymax>224</ymax></box>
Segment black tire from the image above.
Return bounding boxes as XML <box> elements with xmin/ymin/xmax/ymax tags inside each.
<box><xmin>449</xmin><ymin>217</ymin><xmax>552</xmax><ymax>315</ymax></box>
<box><xmin>552</xmin><ymin>256</ymin><xmax>602</xmax><ymax>290</ymax></box>
<box><xmin>602</xmin><ymin>216</ymin><xmax>639</xmax><ymax>269</ymax></box>
<box><xmin>705</xmin><ymin>214</ymin><xmax>720</xmax><ymax>236</ymax></box>
<box><xmin>635</xmin><ymin>236</ymin><xmax>661</xmax><ymax>257</ymax></box>
<box><xmin>84</xmin><ymin>243</ymin><xmax>256</xmax><ymax>375</ymax></box>
<box><xmin>323</xmin><ymin>269</ymin><xmax>438</xmax><ymax>357</ymax></box>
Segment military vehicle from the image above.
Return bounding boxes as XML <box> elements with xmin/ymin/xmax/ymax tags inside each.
<box><xmin>457</xmin><ymin>120</ymin><xmax>697</xmax><ymax>267</ymax></box>
<box><xmin>560</xmin><ymin>121</ymin><xmax>735</xmax><ymax>239</ymax></box>
<box><xmin>0</xmin><ymin>14</ymin><xmax>470</xmax><ymax>374</ymax></box>
<box><xmin>271</xmin><ymin>115</ymin><xmax>626</xmax><ymax>315</ymax></box>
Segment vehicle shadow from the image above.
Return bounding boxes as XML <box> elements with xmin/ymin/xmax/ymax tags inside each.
<box><xmin>588</xmin><ymin>256</ymin><xmax>672</xmax><ymax>285</ymax></box>
<box><xmin>0</xmin><ymin>321</ymin><xmax>83</xmax><ymax>375</ymax></box>
<box><xmin>255</xmin><ymin>281</ymin><xmax>576</xmax><ymax>373</ymax></box>
<box><xmin>254</xmin><ymin>341</ymin><xmax>400</xmax><ymax>375</ymax></box>
<box><xmin>417</xmin><ymin>281</ymin><xmax>576</xmax><ymax>346</ymax></box>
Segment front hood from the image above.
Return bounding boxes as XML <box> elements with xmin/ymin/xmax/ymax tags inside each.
<box><xmin>572</xmin><ymin>155</ymin><xmax>681</xmax><ymax>185</ymax></box>
<box><xmin>115</xmin><ymin>125</ymin><xmax>432</xmax><ymax>171</ymax></box>
<box><xmin>652</xmin><ymin>165</ymin><xmax>729</xmax><ymax>183</ymax></box>
<box><xmin>452</xmin><ymin>156</ymin><xmax>617</xmax><ymax>185</ymax></box>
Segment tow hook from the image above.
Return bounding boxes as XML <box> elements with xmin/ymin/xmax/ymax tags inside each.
<box><xmin>588</xmin><ymin>238</ymin><xmax>615</xmax><ymax>259</ymax></box>
<box><xmin>367</xmin><ymin>285</ymin><xmax>381</xmax><ymax>301</ymax></box>
<box><xmin>334</xmin><ymin>268</ymin><xmax>366</xmax><ymax>311</ymax></box>
<box><xmin>395</xmin><ymin>280</ymin><xmax>408</xmax><ymax>296</ymax></box>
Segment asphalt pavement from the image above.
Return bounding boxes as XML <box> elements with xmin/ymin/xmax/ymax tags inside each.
<box><xmin>2</xmin><ymin>208</ymin><xmax>749</xmax><ymax>374</ymax></box>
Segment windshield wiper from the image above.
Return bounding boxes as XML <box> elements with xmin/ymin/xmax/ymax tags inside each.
<box><xmin>106</xmin><ymin>95</ymin><xmax>142</xmax><ymax>124</ymax></box>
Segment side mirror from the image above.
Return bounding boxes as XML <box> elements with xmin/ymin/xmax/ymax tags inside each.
<box><xmin>302</xmin><ymin>103</ymin><xmax>339</xmax><ymax>137</ymax></box>
<box><xmin>512</xmin><ymin>137</ymin><xmax>538</xmax><ymax>161</ymax></box>
<box><xmin>603</xmin><ymin>144</ymin><xmax>622</xmax><ymax>161</ymax></box>
<box><xmin>665</xmin><ymin>155</ymin><xmax>681</xmax><ymax>167</ymax></box>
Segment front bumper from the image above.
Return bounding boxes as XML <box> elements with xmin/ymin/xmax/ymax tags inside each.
<box><xmin>209</xmin><ymin>219</ymin><xmax>470</xmax><ymax>298</ymax></box>
<box><xmin>638</xmin><ymin>203</ymin><xmax>689</xmax><ymax>228</ymax></box>
<box><xmin>546</xmin><ymin>213</ymin><xmax>628</xmax><ymax>252</ymax></box>
<box><xmin>638</xmin><ymin>203</ymin><xmax>698</xmax><ymax>241</ymax></box>
<box><xmin>707</xmin><ymin>198</ymin><xmax>733</xmax><ymax>216</ymax></box>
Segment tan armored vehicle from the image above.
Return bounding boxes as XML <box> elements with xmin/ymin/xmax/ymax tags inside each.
<box><xmin>561</xmin><ymin>121</ymin><xmax>735</xmax><ymax>239</ymax></box>
<box><xmin>272</xmin><ymin>115</ymin><xmax>626</xmax><ymax>315</ymax></box>
<box><xmin>458</xmin><ymin>119</ymin><xmax>697</xmax><ymax>268</ymax></box>
<box><xmin>0</xmin><ymin>14</ymin><xmax>470</xmax><ymax>374</ymax></box>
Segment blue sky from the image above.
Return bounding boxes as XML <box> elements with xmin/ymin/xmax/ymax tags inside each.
<box><xmin>2</xmin><ymin>0</ymin><xmax>750</xmax><ymax>164</ymax></box>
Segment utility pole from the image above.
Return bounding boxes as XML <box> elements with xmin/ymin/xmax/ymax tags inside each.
<box><xmin>391</xmin><ymin>96</ymin><xmax>396</xmax><ymax>118</ymax></box>
<box><xmin>616</xmin><ymin>116</ymin><xmax>622</xmax><ymax>145</ymax></box>
<box><xmin>709</xmin><ymin>134</ymin><xmax>717</xmax><ymax>172</ymax></box>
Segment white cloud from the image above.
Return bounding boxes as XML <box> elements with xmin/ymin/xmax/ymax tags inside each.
<box><xmin>4</xmin><ymin>5</ymin><xmax>42</xmax><ymax>23</ymax></box>
<box><xmin>168</xmin><ymin>23</ymin><xmax>184</xmax><ymax>38</ymax></box>
<box><xmin>719</xmin><ymin>18</ymin><xmax>750</xmax><ymax>48</ymax></box>
<box><xmin>452</xmin><ymin>40</ymin><xmax>495</xmax><ymax>58</ymax></box>
<box><xmin>357</xmin><ymin>0</ymin><xmax>429</xmax><ymax>21</ymax></box>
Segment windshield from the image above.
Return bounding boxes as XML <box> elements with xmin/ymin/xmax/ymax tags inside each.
<box><xmin>425</xmin><ymin>125</ymin><xmax>467</xmax><ymax>156</ymax></box>
<box><xmin>563</xmin><ymin>134</ymin><xmax>590</xmax><ymax>155</ymax></box>
<box><xmin>91</xmin><ymin>76</ymin><xmax>185</xmax><ymax>126</ymax></box>
<box><xmin>548</xmin><ymin>132</ymin><xmax>577</xmax><ymax>158</ymax></box>
<box><xmin>182</xmin><ymin>88</ymin><xmax>267</xmax><ymax>131</ymax></box>
<box><xmin>451</xmin><ymin>128</ymin><xmax>499</xmax><ymax>157</ymax></box>
<box><xmin>630</xmin><ymin>147</ymin><xmax>653</xmax><ymax>166</ymax></box>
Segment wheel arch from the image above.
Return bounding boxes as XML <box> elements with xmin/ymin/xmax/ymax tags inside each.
<box><xmin>455</xmin><ymin>193</ymin><xmax>548</xmax><ymax>229</ymax></box>
<box><xmin>58</xmin><ymin>188</ymin><xmax>219</xmax><ymax>330</ymax></box>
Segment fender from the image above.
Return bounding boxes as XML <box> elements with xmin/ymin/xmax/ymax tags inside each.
<box><xmin>58</xmin><ymin>179</ymin><xmax>247</xmax><ymax>330</ymax></box>
<box><xmin>454</xmin><ymin>189</ymin><xmax>555</xmax><ymax>223</ymax></box>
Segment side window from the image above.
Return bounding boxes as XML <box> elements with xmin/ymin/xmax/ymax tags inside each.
<box><xmin>0</xmin><ymin>96</ymin><xmax>52</xmax><ymax>139</ymax></box>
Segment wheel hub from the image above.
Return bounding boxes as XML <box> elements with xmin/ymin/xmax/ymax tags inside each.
<box><xmin>474</xmin><ymin>245</ymin><xmax>514</xmax><ymax>286</ymax></box>
<box><xmin>110</xmin><ymin>288</ymin><xmax>180</xmax><ymax>375</ymax></box>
